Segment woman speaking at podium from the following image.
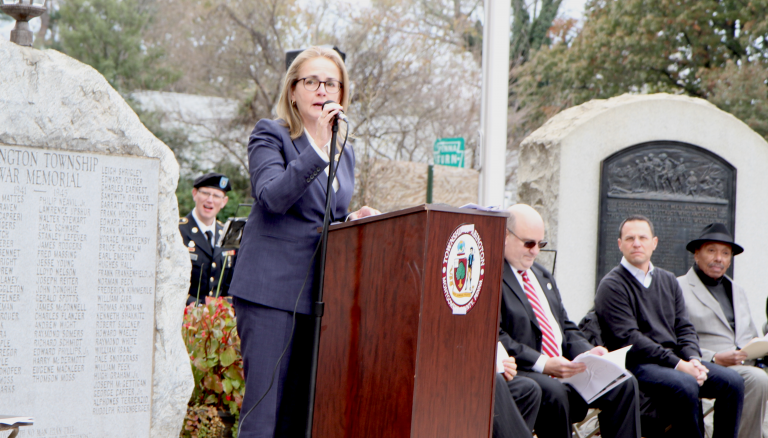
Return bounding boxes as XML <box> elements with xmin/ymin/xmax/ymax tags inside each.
<box><xmin>227</xmin><ymin>46</ymin><xmax>378</xmax><ymax>437</ymax></box>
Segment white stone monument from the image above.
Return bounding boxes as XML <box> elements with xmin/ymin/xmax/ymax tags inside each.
<box><xmin>518</xmin><ymin>93</ymin><xmax>768</xmax><ymax>327</ymax></box>
<box><xmin>0</xmin><ymin>38</ymin><xmax>192</xmax><ymax>437</ymax></box>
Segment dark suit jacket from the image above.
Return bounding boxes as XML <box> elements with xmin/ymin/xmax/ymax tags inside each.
<box><xmin>179</xmin><ymin>211</ymin><xmax>234</xmax><ymax>300</ymax></box>
<box><xmin>228</xmin><ymin>118</ymin><xmax>355</xmax><ymax>314</ymax></box>
<box><xmin>499</xmin><ymin>262</ymin><xmax>593</xmax><ymax>371</ymax></box>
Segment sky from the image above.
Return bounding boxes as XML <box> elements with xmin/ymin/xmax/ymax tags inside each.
<box><xmin>1</xmin><ymin>0</ymin><xmax>588</xmax><ymax>43</ymax></box>
<box><xmin>1</xmin><ymin>13</ymin><xmax>39</xmax><ymax>41</ymax></box>
<box><xmin>560</xmin><ymin>0</ymin><xmax>588</xmax><ymax>20</ymax></box>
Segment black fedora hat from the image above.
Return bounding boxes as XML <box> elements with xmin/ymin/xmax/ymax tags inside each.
<box><xmin>685</xmin><ymin>223</ymin><xmax>744</xmax><ymax>255</ymax></box>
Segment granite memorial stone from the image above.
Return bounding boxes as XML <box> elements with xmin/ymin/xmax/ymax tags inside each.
<box><xmin>517</xmin><ymin>93</ymin><xmax>768</xmax><ymax>326</ymax></box>
<box><xmin>0</xmin><ymin>146</ymin><xmax>159</xmax><ymax>435</ymax></box>
<box><xmin>0</xmin><ymin>37</ymin><xmax>192</xmax><ymax>437</ymax></box>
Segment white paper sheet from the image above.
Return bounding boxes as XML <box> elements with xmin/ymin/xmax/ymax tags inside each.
<box><xmin>559</xmin><ymin>345</ymin><xmax>632</xmax><ymax>404</ymax></box>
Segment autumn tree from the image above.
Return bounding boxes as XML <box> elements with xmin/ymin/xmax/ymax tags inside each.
<box><xmin>503</xmin><ymin>0</ymin><xmax>571</xmax><ymax>194</ymax></box>
<box><xmin>56</xmin><ymin>0</ymin><xmax>178</xmax><ymax>92</ymax></box>
<box><xmin>339</xmin><ymin>0</ymin><xmax>482</xmax><ymax>208</ymax></box>
<box><xmin>510</xmin><ymin>0</ymin><xmax>565</xmax><ymax>66</ymax></box>
<box><xmin>140</xmin><ymin>0</ymin><xmax>483</xmax><ymax>210</ymax></box>
<box><xmin>514</xmin><ymin>0</ymin><xmax>768</xmax><ymax>141</ymax></box>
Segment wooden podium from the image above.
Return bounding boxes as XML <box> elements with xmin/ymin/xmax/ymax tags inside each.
<box><xmin>312</xmin><ymin>204</ymin><xmax>508</xmax><ymax>438</ymax></box>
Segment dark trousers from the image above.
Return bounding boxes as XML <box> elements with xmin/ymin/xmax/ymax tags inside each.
<box><xmin>492</xmin><ymin>375</ymin><xmax>541</xmax><ymax>438</ymax></box>
<box><xmin>233</xmin><ymin>297</ymin><xmax>313</xmax><ymax>438</ymax></box>
<box><xmin>631</xmin><ymin>362</ymin><xmax>744</xmax><ymax>438</ymax></box>
<box><xmin>517</xmin><ymin>370</ymin><xmax>641</xmax><ymax>438</ymax></box>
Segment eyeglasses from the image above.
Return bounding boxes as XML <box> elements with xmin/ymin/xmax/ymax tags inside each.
<box><xmin>296</xmin><ymin>77</ymin><xmax>343</xmax><ymax>94</ymax></box>
<box><xmin>197</xmin><ymin>189</ymin><xmax>226</xmax><ymax>200</ymax></box>
<box><xmin>507</xmin><ymin>228</ymin><xmax>548</xmax><ymax>249</ymax></box>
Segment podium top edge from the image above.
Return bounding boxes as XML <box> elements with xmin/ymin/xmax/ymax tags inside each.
<box><xmin>326</xmin><ymin>203</ymin><xmax>509</xmax><ymax>231</ymax></box>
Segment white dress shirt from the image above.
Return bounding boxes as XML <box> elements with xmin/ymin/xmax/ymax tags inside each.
<box><xmin>192</xmin><ymin>209</ymin><xmax>217</xmax><ymax>247</ymax></box>
<box><xmin>512</xmin><ymin>264</ymin><xmax>564</xmax><ymax>373</ymax></box>
<box><xmin>620</xmin><ymin>257</ymin><xmax>655</xmax><ymax>288</ymax></box>
<box><xmin>305</xmin><ymin>128</ymin><xmax>338</xmax><ymax>192</ymax></box>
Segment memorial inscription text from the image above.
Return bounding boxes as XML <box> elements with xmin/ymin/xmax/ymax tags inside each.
<box><xmin>597</xmin><ymin>142</ymin><xmax>735</xmax><ymax>281</ymax></box>
<box><xmin>0</xmin><ymin>145</ymin><xmax>159</xmax><ymax>438</ymax></box>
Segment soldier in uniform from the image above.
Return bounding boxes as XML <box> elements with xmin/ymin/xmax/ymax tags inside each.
<box><xmin>179</xmin><ymin>172</ymin><xmax>235</xmax><ymax>305</ymax></box>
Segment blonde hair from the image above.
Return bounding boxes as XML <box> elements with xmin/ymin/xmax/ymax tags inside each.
<box><xmin>276</xmin><ymin>46</ymin><xmax>350</xmax><ymax>141</ymax></box>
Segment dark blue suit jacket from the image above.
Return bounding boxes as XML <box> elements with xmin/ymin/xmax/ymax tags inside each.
<box><xmin>228</xmin><ymin>118</ymin><xmax>355</xmax><ymax>314</ymax></box>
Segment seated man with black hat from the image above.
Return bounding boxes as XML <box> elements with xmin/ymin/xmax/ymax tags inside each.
<box><xmin>179</xmin><ymin>173</ymin><xmax>235</xmax><ymax>304</ymax></box>
<box><xmin>678</xmin><ymin>223</ymin><xmax>768</xmax><ymax>438</ymax></box>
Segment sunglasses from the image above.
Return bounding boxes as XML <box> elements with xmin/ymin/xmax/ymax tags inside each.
<box><xmin>507</xmin><ymin>228</ymin><xmax>548</xmax><ymax>249</ymax></box>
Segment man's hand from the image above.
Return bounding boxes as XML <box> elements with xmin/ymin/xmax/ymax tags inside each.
<box><xmin>502</xmin><ymin>357</ymin><xmax>517</xmax><ymax>381</ymax></box>
<box><xmin>588</xmin><ymin>346</ymin><xmax>608</xmax><ymax>356</ymax></box>
<box><xmin>677</xmin><ymin>360</ymin><xmax>707</xmax><ymax>386</ymax></box>
<box><xmin>543</xmin><ymin>356</ymin><xmax>586</xmax><ymax>378</ymax></box>
<box><xmin>713</xmin><ymin>350</ymin><xmax>748</xmax><ymax>367</ymax></box>
<box><xmin>691</xmin><ymin>359</ymin><xmax>709</xmax><ymax>385</ymax></box>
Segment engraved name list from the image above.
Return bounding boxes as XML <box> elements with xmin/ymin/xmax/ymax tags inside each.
<box><xmin>0</xmin><ymin>145</ymin><xmax>159</xmax><ymax>438</ymax></box>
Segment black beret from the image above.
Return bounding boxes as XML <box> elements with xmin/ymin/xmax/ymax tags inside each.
<box><xmin>193</xmin><ymin>173</ymin><xmax>231</xmax><ymax>192</ymax></box>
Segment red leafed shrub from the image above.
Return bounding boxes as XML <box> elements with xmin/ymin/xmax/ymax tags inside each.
<box><xmin>182</xmin><ymin>297</ymin><xmax>244</xmax><ymax>416</ymax></box>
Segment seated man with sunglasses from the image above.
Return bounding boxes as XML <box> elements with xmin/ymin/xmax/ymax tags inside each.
<box><xmin>498</xmin><ymin>204</ymin><xmax>641</xmax><ymax>438</ymax></box>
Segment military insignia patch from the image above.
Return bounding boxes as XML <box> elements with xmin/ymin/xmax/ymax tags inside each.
<box><xmin>191</xmin><ymin>227</ymin><xmax>198</xmax><ymax>233</ymax></box>
<box><xmin>179</xmin><ymin>217</ymin><xmax>188</xmax><ymax>225</ymax></box>
<box><xmin>188</xmin><ymin>241</ymin><xmax>195</xmax><ymax>248</ymax></box>
<box><xmin>441</xmin><ymin>223</ymin><xmax>485</xmax><ymax>315</ymax></box>
<box><xmin>220</xmin><ymin>177</ymin><xmax>229</xmax><ymax>189</ymax></box>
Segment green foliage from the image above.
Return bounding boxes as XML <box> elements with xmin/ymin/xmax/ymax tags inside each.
<box><xmin>214</xmin><ymin>161</ymin><xmax>252</xmax><ymax>221</ymax></box>
<box><xmin>456</xmin><ymin>262</ymin><xmax>466</xmax><ymax>280</ymax></box>
<box><xmin>176</xmin><ymin>177</ymin><xmax>196</xmax><ymax>222</ymax></box>
<box><xmin>182</xmin><ymin>298</ymin><xmax>245</xmax><ymax>416</ymax></box>
<box><xmin>703</xmin><ymin>61</ymin><xmax>768</xmax><ymax>137</ymax></box>
<box><xmin>57</xmin><ymin>0</ymin><xmax>179</xmax><ymax>92</ymax></box>
<box><xmin>125</xmin><ymin>99</ymin><xmax>251</xmax><ymax>222</ymax></box>
<box><xmin>174</xmin><ymin>161</ymin><xmax>252</xmax><ymax>223</ymax></box>
<box><xmin>514</xmin><ymin>0</ymin><xmax>768</xmax><ymax>142</ymax></box>
<box><xmin>511</xmin><ymin>0</ymin><xmax>564</xmax><ymax>64</ymax></box>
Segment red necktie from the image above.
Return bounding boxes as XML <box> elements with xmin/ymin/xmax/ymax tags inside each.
<box><xmin>519</xmin><ymin>270</ymin><xmax>560</xmax><ymax>357</ymax></box>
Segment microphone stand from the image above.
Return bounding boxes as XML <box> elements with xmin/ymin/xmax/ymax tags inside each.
<box><xmin>305</xmin><ymin>115</ymin><xmax>339</xmax><ymax>438</ymax></box>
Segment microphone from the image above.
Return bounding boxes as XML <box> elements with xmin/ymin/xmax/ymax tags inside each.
<box><xmin>322</xmin><ymin>100</ymin><xmax>348</xmax><ymax>122</ymax></box>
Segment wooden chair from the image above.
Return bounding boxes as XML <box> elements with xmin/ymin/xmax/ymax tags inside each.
<box><xmin>572</xmin><ymin>409</ymin><xmax>601</xmax><ymax>438</ymax></box>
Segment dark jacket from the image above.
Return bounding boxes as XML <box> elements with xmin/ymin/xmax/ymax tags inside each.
<box><xmin>179</xmin><ymin>212</ymin><xmax>235</xmax><ymax>301</ymax></box>
<box><xmin>595</xmin><ymin>265</ymin><xmax>701</xmax><ymax>369</ymax></box>
<box><xmin>227</xmin><ymin>119</ymin><xmax>355</xmax><ymax>314</ymax></box>
<box><xmin>499</xmin><ymin>261</ymin><xmax>593</xmax><ymax>371</ymax></box>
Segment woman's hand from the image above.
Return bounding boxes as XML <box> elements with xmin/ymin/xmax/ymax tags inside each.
<box><xmin>313</xmin><ymin>102</ymin><xmax>343</xmax><ymax>148</ymax></box>
<box><xmin>348</xmin><ymin>206</ymin><xmax>381</xmax><ymax>221</ymax></box>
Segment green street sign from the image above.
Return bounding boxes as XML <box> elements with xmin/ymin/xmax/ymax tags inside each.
<box><xmin>433</xmin><ymin>137</ymin><xmax>465</xmax><ymax>168</ymax></box>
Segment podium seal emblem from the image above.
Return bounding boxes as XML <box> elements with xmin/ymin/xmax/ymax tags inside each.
<box><xmin>441</xmin><ymin>223</ymin><xmax>485</xmax><ymax>315</ymax></box>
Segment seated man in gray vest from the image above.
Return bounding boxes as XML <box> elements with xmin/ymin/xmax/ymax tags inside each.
<box><xmin>678</xmin><ymin>223</ymin><xmax>768</xmax><ymax>438</ymax></box>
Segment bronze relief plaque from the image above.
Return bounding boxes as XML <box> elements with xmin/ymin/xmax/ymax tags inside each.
<box><xmin>597</xmin><ymin>141</ymin><xmax>736</xmax><ymax>281</ymax></box>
